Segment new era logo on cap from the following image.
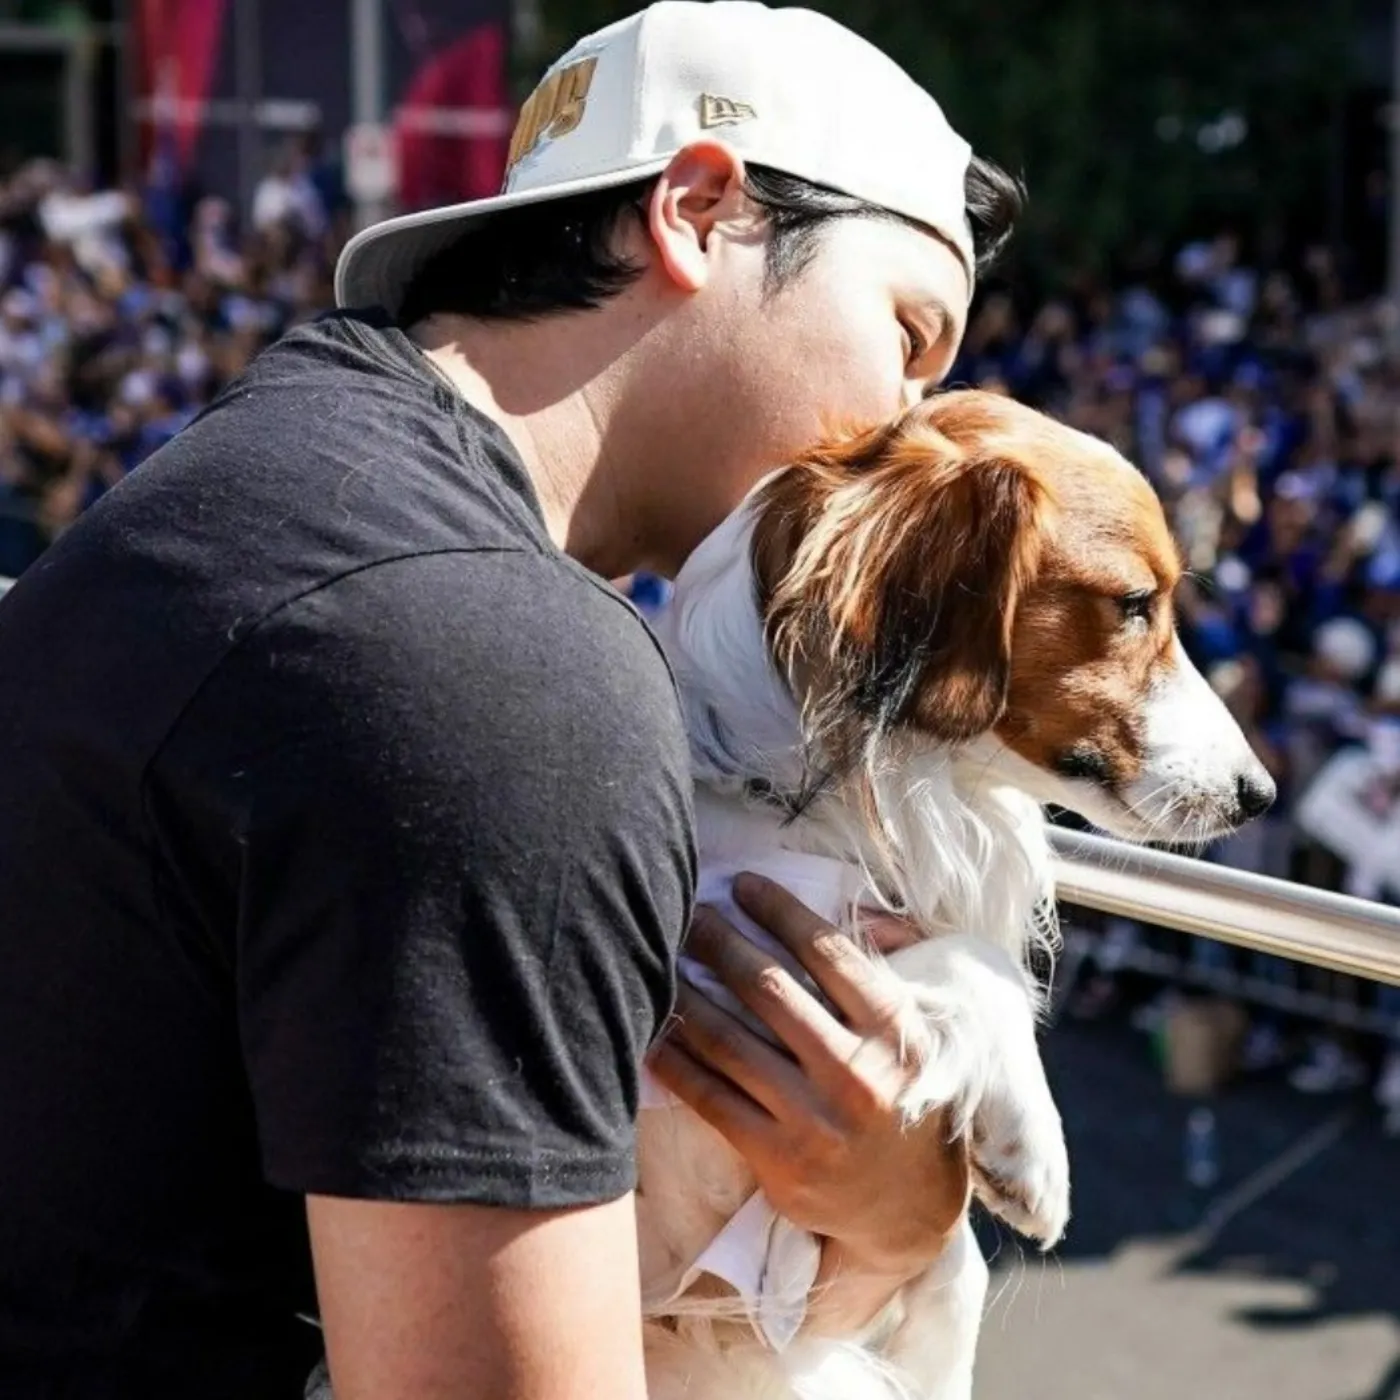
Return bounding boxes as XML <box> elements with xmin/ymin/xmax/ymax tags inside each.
<box><xmin>699</xmin><ymin>94</ymin><xmax>757</xmax><ymax>129</ymax></box>
<box><xmin>335</xmin><ymin>2</ymin><xmax>977</xmax><ymax>320</ymax></box>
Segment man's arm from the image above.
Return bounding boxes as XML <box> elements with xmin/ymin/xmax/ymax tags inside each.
<box><xmin>308</xmin><ymin>1195</ymin><xmax>649</xmax><ymax>1400</ymax></box>
<box><xmin>151</xmin><ymin>552</ymin><xmax>693</xmax><ymax>1387</ymax></box>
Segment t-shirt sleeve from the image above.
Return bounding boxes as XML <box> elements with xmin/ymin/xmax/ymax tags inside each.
<box><xmin>152</xmin><ymin>551</ymin><xmax>695</xmax><ymax>1209</ymax></box>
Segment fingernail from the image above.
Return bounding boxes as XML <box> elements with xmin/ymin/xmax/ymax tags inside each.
<box><xmin>732</xmin><ymin>872</ymin><xmax>766</xmax><ymax>903</ymax></box>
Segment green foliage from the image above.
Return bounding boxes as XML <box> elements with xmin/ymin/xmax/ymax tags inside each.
<box><xmin>526</xmin><ymin>0</ymin><xmax>1359</xmax><ymax>280</ymax></box>
<box><xmin>875</xmin><ymin>0</ymin><xmax>1358</xmax><ymax>277</ymax></box>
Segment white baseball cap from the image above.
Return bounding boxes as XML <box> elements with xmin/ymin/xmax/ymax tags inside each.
<box><xmin>335</xmin><ymin>1</ymin><xmax>975</xmax><ymax>319</ymax></box>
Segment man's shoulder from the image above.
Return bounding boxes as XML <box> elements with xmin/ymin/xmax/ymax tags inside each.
<box><xmin>0</xmin><ymin>337</ymin><xmax>560</xmax><ymax>785</ymax></box>
<box><xmin>282</xmin><ymin>548</ymin><xmax>682</xmax><ymax>713</ymax></box>
<box><xmin>239</xmin><ymin>308</ymin><xmax>420</xmax><ymax>384</ymax></box>
<box><xmin>180</xmin><ymin>547</ymin><xmax>684</xmax><ymax>765</ymax></box>
<box><xmin>166</xmin><ymin>547</ymin><xmax>693</xmax><ymax>846</ymax></box>
<box><xmin>185</xmin><ymin>311</ymin><xmax>467</xmax><ymax>457</ymax></box>
<box><xmin>52</xmin><ymin>311</ymin><xmax>551</xmax><ymax>644</ymax></box>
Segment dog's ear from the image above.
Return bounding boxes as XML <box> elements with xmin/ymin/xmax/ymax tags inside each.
<box><xmin>755</xmin><ymin>396</ymin><xmax>1056</xmax><ymax>763</ymax></box>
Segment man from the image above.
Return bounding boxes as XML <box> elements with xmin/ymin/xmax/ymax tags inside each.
<box><xmin>0</xmin><ymin>4</ymin><xmax>1021</xmax><ymax>1396</ymax></box>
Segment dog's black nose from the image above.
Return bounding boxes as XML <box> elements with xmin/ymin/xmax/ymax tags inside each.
<box><xmin>1235</xmin><ymin>769</ymin><xmax>1276</xmax><ymax>821</ymax></box>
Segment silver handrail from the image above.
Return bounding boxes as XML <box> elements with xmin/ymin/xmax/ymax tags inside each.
<box><xmin>1051</xmin><ymin>828</ymin><xmax>1400</xmax><ymax>987</ymax></box>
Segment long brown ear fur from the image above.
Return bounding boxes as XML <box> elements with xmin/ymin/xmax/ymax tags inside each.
<box><xmin>753</xmin><ymin>391</ymin><xmax>1059</xmax><ymax>770</ymax></box>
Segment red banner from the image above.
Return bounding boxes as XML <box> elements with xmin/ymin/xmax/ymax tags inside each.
<box><xmin>132</xmin><ymin>0</ymin><xmax>231</xmax><ymax>176</ymax></box>
<box><xmin>394</xmin><ymin>20</ymin><xmax>512</xmax><ymax>209</ymax></box>
<box><xmin>127</xmin><ymin>0</ymin><xmax>513</xmax><ymax>211</ymax></box>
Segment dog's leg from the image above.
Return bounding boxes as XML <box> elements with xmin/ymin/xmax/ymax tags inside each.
<box><xmin>888</xmin><ymin>935</ymin><xmax>1071</xmax><ymax>1246</ymax></box>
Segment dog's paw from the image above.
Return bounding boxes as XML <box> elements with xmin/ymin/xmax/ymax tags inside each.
<box><xmin>888</xmin><ymin>935</ymin><xmax>1071</xmax><ymax>1248</ymax></box>
<box><xmin>969</xmin><ymin>1081</ymin><xmax>1070</xmax><ymax>1247</ymax></box>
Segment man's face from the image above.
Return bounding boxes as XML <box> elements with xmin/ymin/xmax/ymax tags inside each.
<box><xmin>626</xmin><ymin>198</ymin><xmax>971</xmax><ymax>574</ymax></box>
<box><xmin>754</xmin><ymin>214</ymin><xmax>970</xmax><ymax>434</ymax></box>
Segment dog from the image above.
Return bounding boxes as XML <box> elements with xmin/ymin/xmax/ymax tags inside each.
<box><xmin>637</xmin><ymin>389</ymin><xmax>1275</xmax><ymax>1400</ymax></box>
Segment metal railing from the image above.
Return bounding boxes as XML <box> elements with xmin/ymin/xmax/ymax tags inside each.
<box><xmin>1051</xmin><ymin>828</ymin><xmax>1400</xmax><ymax>988</ymax></box>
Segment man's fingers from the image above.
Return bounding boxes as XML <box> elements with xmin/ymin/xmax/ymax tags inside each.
<box><xmin>666</xmin><ymin>984</ymin><xmax>811</xmax><ymax>1119</ymax></box>
<box><xmin>646</xmin><ymin>1039</ymin><xmax>773</xmax><ymax>1156</ymax></box>
<box><xmin>729</xmin><ymin>874</ymin><xmax>909</xmax><ymax>1032</ymax></box>
<box><xmin>685</xmin><ymin>908</ymin><xmax>862</xmax><ymax>1069</ymax></box>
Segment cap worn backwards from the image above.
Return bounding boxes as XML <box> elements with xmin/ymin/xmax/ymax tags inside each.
<box><xmin>335</xmin><ymin>1</ymin><xmax>975</xmax><ymax>320</ymax></box>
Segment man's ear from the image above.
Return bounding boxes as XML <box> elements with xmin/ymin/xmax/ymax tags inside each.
<box><xmin>646</xmin><ymin>142</ymin><xmax>748</xmax><ymax>293</ymax></box>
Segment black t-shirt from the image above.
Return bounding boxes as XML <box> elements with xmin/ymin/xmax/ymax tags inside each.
<box><xmin>0</xmin><ymin>312</ymin><xmax>695</xmax><ymax>1397</ymax></box>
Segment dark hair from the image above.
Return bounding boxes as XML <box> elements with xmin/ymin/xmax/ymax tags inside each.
<box><xmin>397</xmin><ymin>154</ymin><xmax>1026</xmax><ymax>328</ymax></box>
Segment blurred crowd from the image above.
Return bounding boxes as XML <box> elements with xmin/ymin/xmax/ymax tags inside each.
<box><xmin>0</xmin><ymin>145</ymin><xmax>347</xmax><ymax>577</ymax></box>
<box><xmin>4</xmin><ymin>159</ymin><xmax>1400</xmax><ymax>1124</ymax></box>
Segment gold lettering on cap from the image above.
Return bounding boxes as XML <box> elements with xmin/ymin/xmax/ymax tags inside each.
<box><xmin>698</xmin><ymin>94</ymin><xmax>756</xmax><ymax>129</ymax></box>
<box><xmin>548</xmin><ymin>59</ymin><xmax>597</xmax><ymax>137</ymax></box>
<box><xmin>505</xmin><ymin>57</ymin><xmax>599</xmax><ymax>178</ymax></box>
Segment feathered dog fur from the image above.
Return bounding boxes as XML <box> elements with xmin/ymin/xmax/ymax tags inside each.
<box><xmin>638</xmin><ymin>390</ymin><xmax>1274</xmax><ymax>1400</ymax></box>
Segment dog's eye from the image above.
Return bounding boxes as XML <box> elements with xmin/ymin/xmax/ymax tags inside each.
<box><xmin>1117</xmin><ymin>590</ymin><xmax>1156</xmax><ymax>624</ymax></box>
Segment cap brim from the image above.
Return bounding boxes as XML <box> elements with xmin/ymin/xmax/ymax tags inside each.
<box><xmin>334</xmin><ymin>158</ymin><xmax>674</xmax><ymax>320</ymax></box>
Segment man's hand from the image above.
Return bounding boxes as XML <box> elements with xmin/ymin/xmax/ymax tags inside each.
<box><xmin>648</xmin><ymin>874</ymin><xmax>970</xmax><ymax>1278</ymax></box>
<box><xmin>308</xmin><ymin>1193</ymin><xmax>649</xmax><ymax>1400</ymax></box>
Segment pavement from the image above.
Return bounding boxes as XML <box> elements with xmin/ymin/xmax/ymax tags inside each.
<box><xmin>972</xmin><ymin>1014</ymin><xmax>1400</xmax><ymax>1400</ymax></box>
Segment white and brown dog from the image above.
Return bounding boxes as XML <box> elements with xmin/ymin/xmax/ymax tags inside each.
<box><xmin>638</xmin><ymin>389</ymin><xmax>1274</xmax><ymax>1400</ymax></box>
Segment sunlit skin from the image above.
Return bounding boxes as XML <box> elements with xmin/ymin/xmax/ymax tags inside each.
<box><xmin>412</xmin><ymin>141</ymin><xmax>970</xmax><ymax>579</ymax></box>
